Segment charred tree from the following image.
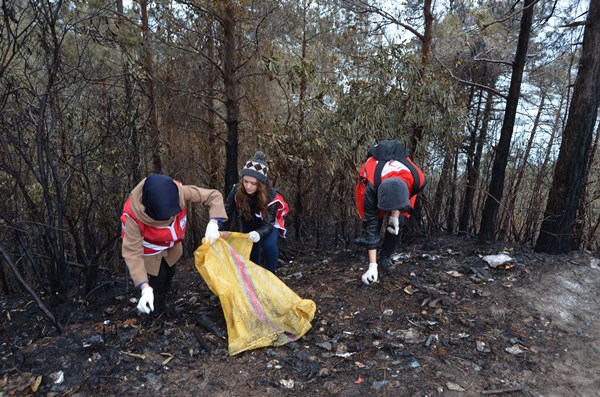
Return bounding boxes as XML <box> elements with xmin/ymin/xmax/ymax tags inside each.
<box><xmin>222</xmin><ymin>0</ymin><xmax>240</xmax><ymax>196</ymax></box>
<box><xmin>479</xmin><ymin>0</ymin><xmax>535</xmax><ymax>241</ymax></box>
<box><xmin>535</xmin><ymin>0</ymin><xmax>600</xmax><ymax>254</ymax></box>
<box><xmin>138</xmin><ymin>0</ymin><xmax>162</xmax><ymax>173</ymax></box>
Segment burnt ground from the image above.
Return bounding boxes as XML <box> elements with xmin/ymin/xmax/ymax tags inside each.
<box><xmin>1</xmin><ymin>236</ymin><xmax>600</xmax><ymax>397</ymax></box>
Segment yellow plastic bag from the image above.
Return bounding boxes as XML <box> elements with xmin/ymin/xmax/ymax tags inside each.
<box><xmin>194</xmin><ymin>232</ymin><xmax>316</xmax><ymax>356</ymax></box>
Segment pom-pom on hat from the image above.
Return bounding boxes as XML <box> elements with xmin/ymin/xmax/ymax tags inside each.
<box><xmin>241</xmin><ymin>151</ymin><xmax>269</xmax><ymax>184</ymax></box>
<box><xmin>142</xmin><ymin>174</ymin><xmax>181</xmax><ymax>221</ymax></box>
<box><xmin>377</xmin><ymin>178</ymin><xmax>410</xmax><ymax>211</ymax></box>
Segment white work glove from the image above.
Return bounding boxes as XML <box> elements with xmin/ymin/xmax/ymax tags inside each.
<box><xmin>137</xmin><ymin>286</ymin><xmax>154</xmax><ymax>314</ymax></box>
<box><xmin>248</xmin><ymin>231</ymin><xmax>261</xmax><ymax>243</ymax></box>
<box><xmin>204</xmin><ymin>221</ymin><xmax>220</xmax><ymax>245</ymax></box>
<box><xmin>387</xmin><ymin>216</ymin><xmax>400</xmax><ymax>235</ymax></box>
<box><xmin>361</xmin><ymin>263</ymin><xmax>378</xmax><ymax>285</ymax></box>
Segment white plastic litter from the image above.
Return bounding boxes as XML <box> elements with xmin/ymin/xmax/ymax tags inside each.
<box><xmin>482</xmin><ymin>254</ymin><xmax>514</xmax><ymax>268</ymax></box>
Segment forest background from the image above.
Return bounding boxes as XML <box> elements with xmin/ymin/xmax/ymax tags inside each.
<box><xmin>1</xmin><ymin>0</ymin><xmax>599</xmax><ymax>330</ymax></box>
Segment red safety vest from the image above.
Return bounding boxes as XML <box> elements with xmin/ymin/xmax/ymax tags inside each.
<box><xmin>355</xmin><ymin>156</ymin><xmax>425</xmax><ymax>218</ymax></box>
<box><xmin>271</xmin><ymin>192</ymin><xmax>289</xmax><ymax>237</ymax></box>
<box><xmin>121</xmin><ymin>198</ymin><xmax>187</xmax><ymax>256</ymax></box>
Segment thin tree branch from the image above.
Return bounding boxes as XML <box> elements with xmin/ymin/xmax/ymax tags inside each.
<box><xmin>434</xmin><ymin>56</ymin><xmax>508</xmax><ymax>100</ymax></box>
<box><xmin>0</xmin><ymin>243</ymin><xmax>64</xmax><ymax>334</ymax></box>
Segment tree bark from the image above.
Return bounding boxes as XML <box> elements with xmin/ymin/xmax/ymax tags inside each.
<box><xmin>535</xmin><ymin>0</ymin><xmax>600</xmax><ymax>253</ymax></box>
<box><xmin>479</xmin><ymin>0</ymin><xmax>535</xmax><ymax>241</ymax></box>
<box><xmin>571</xmin><ymin>126</ymin><xmax>599</xmax><ymax>249</ymax></box>
<box><xmin>459</xmin><ymin>87</ymin><xmax>482</xmax><ymax>235</ymax></box>
<box><xmin>223</xmin><ymin>0</ymin><xmax>240</xmax><ymax>196</ymax></box>
<box><xmin>139</xmin><ymin>0</ymin><xmax>162</xmax><ymax>174</ymax></box>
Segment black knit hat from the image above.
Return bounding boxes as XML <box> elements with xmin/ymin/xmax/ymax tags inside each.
<box><xmin>241</xmin><ymin>151</ymin><xmax>269</xmax><ymax>184</ymax></box>
<box><xmin>377</xmin><ymin>178</ymin><xmax>410</xmax><ymax>211</ymax></box>
<box><xmin>142</xmin><ymin>174</ymin><xmax>181</xmax><ymax>221</ymax></box>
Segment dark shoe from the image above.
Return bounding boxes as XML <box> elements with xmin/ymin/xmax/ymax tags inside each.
<box><xmin>381</xmin><ymin>257</ymin><xmax>396</xmax><ymax>273</ymax></box>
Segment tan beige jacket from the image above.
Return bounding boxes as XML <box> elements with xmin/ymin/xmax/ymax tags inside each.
<box><xmin>121</xmin><ymin>178</ymin><xmax>227</xmax><ymax>287</ymax></box>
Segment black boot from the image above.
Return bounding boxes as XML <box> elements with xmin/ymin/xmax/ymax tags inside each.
<box><xmin>380</xmin><ymin>256</ymin><xmax>396</xmax><ymax>273</ymax></box>
<box><xmin>380</xmin><ymin>226</ymin><xmax>401</xmax><ymax>273</ymax></box>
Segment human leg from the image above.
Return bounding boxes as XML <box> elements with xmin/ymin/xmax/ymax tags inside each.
<box><xmin>260</xmin><ymin>228</ymin><xmax>280</xmax><ymax>272</ymax></box>
<box><xmin>148</xmin><ymin>259</ymin><xmax>176</xmax><ymax>313</ymax></box>
<box><xmin>380</xmin><ymin>217</ymin><xmax>404</xmax><ymax>272</ymax></box>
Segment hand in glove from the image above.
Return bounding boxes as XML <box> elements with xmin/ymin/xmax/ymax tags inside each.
<box><xmin>204</xmin><ymin>220</ymin><xmax>220</xmax><ymax>244</ymax></box>
<box><xmin>137</xmin><ymin>286</ymin><xmax>154</xmax><ymax>314</ymax></box>
<box><xmin>387</xmin><ymin>216</ymin><xmax>400</xmax><ymax>235</ymax></box>
<box><xmin>248</xmin><ymin>231</ymin><xmax>261</xmax><ymax>243</ymax></box>
<box><xmin>361</xmin><ymin>263</ymin><xmax>378</xmax><ymax>285</ymax></box>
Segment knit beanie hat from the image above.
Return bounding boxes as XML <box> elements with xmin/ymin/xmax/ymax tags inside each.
<box><xmin>241</xmin><ymin>151</ymin><xmax>269</xmax><ymax>184</ymax></box>
<box><xmin>142</xmin><ymin>174</ymin><xmax>181</xmax><ymax>221</ymax></box>
<box><xmin>377</xmin><ymin>178</ymin><xmax>410</xmax><ymax>211</ymax></box>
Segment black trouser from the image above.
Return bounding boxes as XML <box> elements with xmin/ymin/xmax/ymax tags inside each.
<box><xmin>379</xmin><ymin>216</ymin><xmax>404</xmax><ymax>260</ymax></box>
<box><xmin>148</xmin><ymin>259</ymin><xmax>176</xmax><ymax>311</ymax></box>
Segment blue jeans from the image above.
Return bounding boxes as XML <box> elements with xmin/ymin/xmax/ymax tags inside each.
<box><xmin>241</xmin><ymin>225</ymin><xmax>280</xmax><ymax>272</ymax></box>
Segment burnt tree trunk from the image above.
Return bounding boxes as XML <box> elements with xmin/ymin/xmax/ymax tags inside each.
<box><xmin>535</xmin><ymin>0</ymin><xmax>600</xmax><ymax>253</ymax></box>
<box><xmin>571</xmin><ymin>126</ymin><xmax>599</xmax><ymax>249</ymax></box>
<box><xmin>479</xmin><ymin>0</ymin><xmax>535</xmax><ymax>241</ymax></box>
<box><xmin>139</xmin><ymin>0</ymin><xmax>162</xmax><ymax>173</ymax></box>
<box><xmin>432</xmin><ymin>148</ymin><xmax>453</xmax><ymax>232</ymax></box>
<box><xmin>459</xmin><ymin>87</ymin><xmax>482</xmax><ymax>235</ymax></box>
<box><xmin>222</xmin><ymin>0</ymin><xmax>240</xmax><ymax>197</ymax></box>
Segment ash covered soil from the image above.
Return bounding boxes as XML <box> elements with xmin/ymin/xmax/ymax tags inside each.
<box><xmin>2</xmin><ymin>236</ymin><xmax>600</xmax><ymax>396</ymax></box>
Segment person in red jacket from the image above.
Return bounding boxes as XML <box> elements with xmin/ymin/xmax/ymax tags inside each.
<box><xmin>121</xmin><ymin>174</ymin><xmax>227</xmax><ymax>314</ymax></box>
<box><xmin>355</xmin><ymin>140</ymin><xmax>425</xmax><ymax>285</ymax></box>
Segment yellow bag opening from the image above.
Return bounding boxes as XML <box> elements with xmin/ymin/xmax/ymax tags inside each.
<box><xmin>194</xmin><ymin>232</ymin><xmax>316</xmax><ymax>356</ymax></box>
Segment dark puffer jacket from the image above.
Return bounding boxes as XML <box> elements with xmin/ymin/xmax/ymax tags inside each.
<box><xmin>223</xmin><ymin>184</ymin><xmax>278</xmax><ymax>238</ymax></box>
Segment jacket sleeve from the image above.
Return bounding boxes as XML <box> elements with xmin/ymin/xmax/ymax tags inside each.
<box><xmin>222</xmin><ymin>185</ymin><xmax>237</xmax><ymax>231</ymax></box>
<box><xmin>121</xmin><ymin>218</ymin><xmax>148</xmax><ymax>288</ymax></box>
<box><xmin>362</xmin><ymin>182</ymin><xmax>381</xmax><ymax>249</ymax></box>
<box><xmin>254</xmin><ymin>202</ymin><xmax>276</xmax><ymax>238</ymax></box>
<box><xmin>181</xmin><ymin>185</ymin><xmax>228</xmax><ymax>221</ymax></box>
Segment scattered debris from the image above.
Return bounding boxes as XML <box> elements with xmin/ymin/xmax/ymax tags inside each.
<box><xmin>424</xmin><ymin>334</ymin><xmax>438</xmax><ymax>347</ymax></box>
<box><xmin>470</xmin><ymin>266</ymin><xmax>494</xmax><ymax>282</ymax></box>
<box><xmin>49</xmin><ymin>370</ymin><xmax>64</xmax><ymax>384</ymax></box>
<box><xmin>2</xmin><ymin>236</ymin><xmax>598</xmax><ymax>396</ymax></box>
<box><xmin>121</xmin><ymin>351</ymin><xmax>146</xmax><ymax>360</ymax></box>
<box><xmin>404</xmin><ymin>285</ymin><xmax>418</xmax><ymax>295</ymax></box>
<box><xmin>316</xmin><ymin>341</ymin><xmax>332</xmax><ymax>351</ymax></box>
<box><xmin>482</xmin><ymin>254</ymin><xmax>514</xmax><ymax>268</ymax></box>
<box><xmin>447</xmin><ymin>382</ymin><xmax>466</xmax><ymax>391</ymax></box>
<box><xmin>197</xmin><ymin>314</ymin><xmax>225</xmax><ymax>338</ymax></box>
<box><xmin>505</xmin><ymin>345</ymin><xmax>525</xmax><ymax>355</ymax></box>
<box><xmin>372</xmin><ymin>380</ymin><xmax>390</xmax><ymax>390</ymax></box>
<box><xmin>481</xmin><ymin>386</ymin><xmax>524</xmax><ymax>395</ymax></box>
<box><xmin>476</xmin><ymin>341</ymin><xmax>491</xmax><ymax>353</ymax></box>
<box><xmin>31</xmin><ymin>376</ymin><xmax>42</xmax><ymax>392</ymax></box>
